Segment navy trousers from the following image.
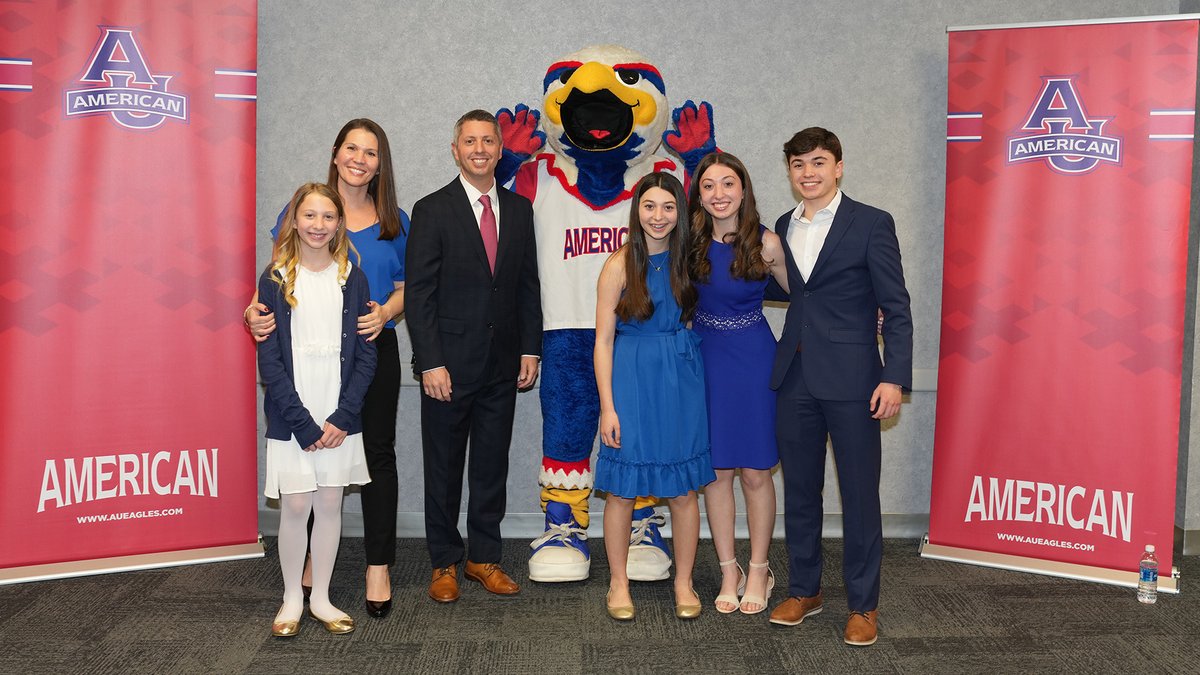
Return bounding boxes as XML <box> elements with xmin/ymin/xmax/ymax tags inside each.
<box><xmin>775</xmin><ymin>352</ymin><xmax>883</xmax><ymax>611</ymax></box>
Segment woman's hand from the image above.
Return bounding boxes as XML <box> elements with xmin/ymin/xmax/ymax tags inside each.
<box><xmin>317</xmin><ymin>421</ymin><xmax>348</xmax><ymax>449</ymax></box>
<box><xmin>356</xmin><ymin>301</ymin><xmax>388</xmax><ymax>341</ymax></box>
<box><xmin>245</xmin><ymin>302</ymin><xmax>275</xmax><ymax>343</ymax></box>
<box><xmin>599</xmin><ymin>409</ymin><xmax>621</xmax><ymax>449</ymax></box>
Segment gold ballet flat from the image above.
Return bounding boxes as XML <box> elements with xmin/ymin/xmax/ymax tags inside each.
<box><xmin>675</xmin><ymin>587</ymin><xmax>702</xmax><ymax>620</ymax></box>
<box><xmin>271</xmin><ymin>619</ymin><xmax>300</xmax><ymax>637</ymax></box>
<box><xmin>606</xmin><ymin>590</ymin><xmax>635</xmax><ymax>621</ymax></box>
<box><xmin>309</xmin><ymin>609</ymin><xmax>355</xmax><ymax>634</ymax></box>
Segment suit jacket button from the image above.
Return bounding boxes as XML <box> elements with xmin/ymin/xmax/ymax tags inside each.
<box><xmin>803</xmin><ymin>291</ymin><xmax>811</xmax><ymax>297</ymax></box>
<box><xmin>487</xmin><ymin>322</ymin><xmax>494</xmax><ymax>329</ymax></box>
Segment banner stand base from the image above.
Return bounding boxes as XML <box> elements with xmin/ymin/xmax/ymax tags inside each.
<box><xmin>920</xmin><ymin>534</ymin><xmax>1180</xmax><ymax>594</ymax></box>
<box><xmin>0</xmin><ymin>536</ymin><xmax>265</xmax><ymax>586</ymax></box>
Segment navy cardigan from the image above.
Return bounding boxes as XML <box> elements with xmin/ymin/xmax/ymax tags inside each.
<box><xmin>257</xmin><ymin>262</ymin><xmax>377</xmax><ymax>450</ymax></box>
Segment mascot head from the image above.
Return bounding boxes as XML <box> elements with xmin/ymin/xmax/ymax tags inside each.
<box><xmin>541</xmin><ymin>44</ymin><xmax>669</xmax><ymax>171</ymax></box>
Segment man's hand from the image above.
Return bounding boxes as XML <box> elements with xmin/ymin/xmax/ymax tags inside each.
<box><xmin>869</xmin><ymin>382</ymin><xmax>903</xmax><ymax>420</ymax></box>
<box><xmin>245</xmin><ymin>302</ymin><xmax>275</xmax><ymax>343</ymax></box>
<box><xmin>422</xmin><ymin>367</ymin><xmax>453</xmax><ymax>402</ymax></box>
<box><xmin>517</xmin><ymin>355</ymin><xmax>539</xmax><ymax>390</ymax></box>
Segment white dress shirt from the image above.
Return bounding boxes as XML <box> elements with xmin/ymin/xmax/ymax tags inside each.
<box><xmin>459</xmin><ymin>174</ymin><xmax>500</xmax><ymax>234</ymax></box>
<box><xmin>787</xmin><ymin>189</ymin><xmax>843</xmax><ymax>283</ymax></box>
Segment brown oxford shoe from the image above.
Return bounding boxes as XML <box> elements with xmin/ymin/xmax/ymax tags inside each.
<box><xmin>429</xmin><ymin>564</ymin><xmax>459</xmax><ymax>603</ymax></box>
<box><xmin>464</xmin><ymin>560</ymin><xmax>520</xmax><ymax>596</ymax></box>
<box><xmin>768</xmin><ymin>592</ymin><xmax>824</xmax><ymax>626</ymax></box>
<box><xmin>844</xmin><ymin>609</ymin><xmax>880</xmax><ymax>646</ymax></box>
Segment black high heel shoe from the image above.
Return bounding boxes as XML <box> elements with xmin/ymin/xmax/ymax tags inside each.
<box><xmin>365</xmin><ymin>598</ymin><xmax>393</xmax><ymax>618</ymax></box>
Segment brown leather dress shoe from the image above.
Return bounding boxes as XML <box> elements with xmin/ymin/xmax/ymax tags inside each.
<box><xmin>429</xmin><ymin>565</ymin><xmax>459</xmax><ymax>603</ymax></box>
<box><xmin>844</xmin><ymin>609</ymin><xmax>879</xmax><ymax>646</ymax></box>
<box><xmin>767</xmin><ymin>592</ymin><xmax>824</xmax><ymax>626</ymax></box>
<box><xmin>464</xmin><ymin>560</ymin><xmax>520</xmax><ymax>595</ymax></box>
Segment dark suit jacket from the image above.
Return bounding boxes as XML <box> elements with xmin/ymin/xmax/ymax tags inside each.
<box><xmin>405</xmin><ymin>177</ymin><xmax>541</xmax><ymax>385</ymax></box>
<box><xmin>770</xmin><ymin>193</ymin><xmax>912</xmax><ymax>400</ymax></box>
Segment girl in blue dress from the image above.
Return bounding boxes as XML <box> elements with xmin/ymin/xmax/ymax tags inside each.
<box><xmin>595</xmin><ymin>172</ymin><xmax>716</xmax><ymax>621</ymax></box>
<box><xmin>688</xmin><ymin>151</ymin><xmax>790</xmax><ymax>615</ymax></box>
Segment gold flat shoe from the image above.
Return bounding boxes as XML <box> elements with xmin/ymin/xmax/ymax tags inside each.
<box><xmin>606</xmin><ymin>590</ymin><xmax>635</xmax><ymax>621</ymax></box>
<box><xmin>309</xmin><ymin>609</ymin><xmax>355</xmax><ymax>634</ymax></box>
<box><xmin>675</xmin><ymin>586</ymin><xmax>702</xmax><ymax>620</ymax></box>
<box><xmin>271</xmin><ymin>619</ymin><xmax>300</xmax><ymax>637</ymax></box>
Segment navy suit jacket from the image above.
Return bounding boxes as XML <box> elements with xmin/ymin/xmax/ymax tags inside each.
<box><xmin>769</xmin><ymin>193</ymin><xmax>912</xmax><ymax>400</ymax></box>
<box><xmin>405</xmin><ymin>177</ymin><xmax>542</xmax><ymax>385</ymax></box>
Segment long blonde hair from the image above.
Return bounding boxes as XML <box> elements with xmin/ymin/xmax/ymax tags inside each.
<box><xmin>271</xmin><ymin>182</ymin><xmax>355</xmax><ymax>307</ymax></box>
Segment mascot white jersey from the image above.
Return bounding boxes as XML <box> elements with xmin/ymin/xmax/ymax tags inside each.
<box><xmin>495</xmin><ymin>44</ymin><xmax>716</xmax><ymax>583</ymax></box>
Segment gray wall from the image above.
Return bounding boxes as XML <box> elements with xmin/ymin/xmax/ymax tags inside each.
<box><xmin>256</xmin><ymin>0</ymin><xmax>1195</xmax><ymax>542</ymax></box>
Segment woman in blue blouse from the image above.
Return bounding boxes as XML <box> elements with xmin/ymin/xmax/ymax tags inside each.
<box><xmin>247</xmin><ymin>118</ymin><xmax>408</xmax><ymax>619</ymax></box>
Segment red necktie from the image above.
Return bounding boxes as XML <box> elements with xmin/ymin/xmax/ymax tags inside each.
<box><xmin>479</xmin><ymin>194</ymin><xmax>497</xmax><ymax>274</ymax></box>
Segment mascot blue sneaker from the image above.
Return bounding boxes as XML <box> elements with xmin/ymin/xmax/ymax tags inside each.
<box><xmin>627</xmin><ymin>505</ymin><xmax>672</xmax><ymax>581</ymax></box>
<box><xmin>528</xmin><ymin>500</ymin><xmax>590</xmax><ymax>582</ymax></box>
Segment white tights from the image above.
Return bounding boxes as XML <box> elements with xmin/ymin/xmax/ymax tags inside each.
<box><xmin>277</xmin><ymin>486</ymin><xmax>345</xmax><ymax>621</ymax></box>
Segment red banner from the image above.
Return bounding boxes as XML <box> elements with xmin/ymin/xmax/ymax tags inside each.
<box><xmin>0</xmin><ymin>0</ymin><xmax>260</xmax><ymax>578</ymax></box>
<box><xmin>928</xmin><ymin>17</ymin><xmax>1197</xmax><ymax>585</ymax></box>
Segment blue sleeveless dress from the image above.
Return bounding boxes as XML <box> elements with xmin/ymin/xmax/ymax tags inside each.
<box><xmin>693</xmin><ymin>237</ymin><xmax>779</xmax><ymax>470</ymax></box>
<box><xmin>595</xmin><ymin>251</ymin><xmax>716</xmax><ymax>498</ymax></box>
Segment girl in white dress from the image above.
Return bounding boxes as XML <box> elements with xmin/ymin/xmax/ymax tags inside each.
<box><xmin>257</xmin><ymin>183</ymin><xmax>376</xmax><ymax>637</ymax></box>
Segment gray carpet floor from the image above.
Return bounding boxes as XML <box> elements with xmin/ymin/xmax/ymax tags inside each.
<box><xmin>0</xmin><ymin>537</ymin><xmax>1194</xmax><ymax>674</ymax></box>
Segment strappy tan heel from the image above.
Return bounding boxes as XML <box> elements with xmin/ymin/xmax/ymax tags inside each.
<box><xmin>714</xmin><ymin>558</ymin><xmax>746</xmax><ymax>614</ymax></box>
<box><xmin>740</xmin><ymin>560</ymin><xmax>775</xmax><ymax>615</ymax></box>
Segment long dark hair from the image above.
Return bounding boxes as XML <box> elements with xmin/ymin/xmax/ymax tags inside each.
<box><xmin>688</xmin><ymin>151</ymin><xmax>766</xmax><ymax>283</ymax></box>
<box><xmin>616</xmin><ymin>172</ymin><xmax>697</xmax><ymax>323</ymax></box>
<box><xmin>327</xmin><ymin>118</ymin><xmax>405</xmax><ymax>239</ymax></box>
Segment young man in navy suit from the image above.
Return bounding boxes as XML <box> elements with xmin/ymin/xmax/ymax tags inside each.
<box><xmin>766</xmin><ymin>128</ymin><xmax>912</xmax><ymax>646</ymax></box>
<box><xmin>406</xmin><ymin>110</ymin><xmax>542</xmax><ymax>603</ymax></box>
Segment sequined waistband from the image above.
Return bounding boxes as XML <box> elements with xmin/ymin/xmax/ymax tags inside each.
<box><xmin>693</xmin><ymin>309</ymin><xmax>765</xmax><ymax>331</ymax></box>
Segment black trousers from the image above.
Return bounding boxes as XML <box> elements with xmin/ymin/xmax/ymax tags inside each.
<box><xmin>421</xmin><ymin>350</ymin><xmax>517</xmax><ymax>568</ymax></box>
<box><xmin>359</xmin><ymin>327</ymin><xmax>401</xmax><ymax>566</ymax></box>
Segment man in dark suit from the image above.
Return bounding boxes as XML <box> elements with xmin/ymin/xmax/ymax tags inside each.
<box><xmin>405</xmin><ymin>109</ymin><xmax>542</xmax><ymax>603</ymax></box>
<box><xmin>765</xmin><ymin>127</ymin><xmax>912</xmax><ymax>646</ymax></box>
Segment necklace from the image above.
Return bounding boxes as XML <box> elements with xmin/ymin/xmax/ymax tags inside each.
<box><xmin>649</xmin><ymin>252</ymin><xmax>667</xmax><ymax>272</ymax></box>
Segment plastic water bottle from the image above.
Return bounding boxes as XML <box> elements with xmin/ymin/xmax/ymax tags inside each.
<box><xmin>1137</xmin><ymin>544</ymin><xmax>1158</xmax><ymax>604</ymax></box>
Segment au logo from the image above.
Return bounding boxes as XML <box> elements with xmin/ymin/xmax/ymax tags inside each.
<box><xmin>1007</xmin><ymin>77</ymin><xmax>1121</xmax><ymax>174</ymax></box>
<box><xmin>64</xmin><ymin>27</ymin><xmax>188</xmax><ymax>130</ymax></box>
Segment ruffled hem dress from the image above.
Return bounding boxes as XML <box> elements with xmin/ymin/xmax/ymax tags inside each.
<box><xmin>264</xmin><ymin>262</ymin><xmax>371</xmax><ymax>498</ymax></box>
<box><xmin>595</xmin><ymin>251</ymin><xmax>716</xmax><ymax>499</ymax></box>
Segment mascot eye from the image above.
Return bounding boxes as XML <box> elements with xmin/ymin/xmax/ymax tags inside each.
<box><xmin>559</xmin><ymin>68</ymin><xmax>577</xmax><ymax>84</ymax></box>
<box><xmin>617</xmin><ymin>69</ymin><xmax>641</xmax><ymax>85</ymax></box>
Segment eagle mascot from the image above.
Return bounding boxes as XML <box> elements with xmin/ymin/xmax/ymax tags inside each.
<box><xmin>494</xmin><ymin>44</ymin><xmax>716</xmax><ymax>582</ymax></box>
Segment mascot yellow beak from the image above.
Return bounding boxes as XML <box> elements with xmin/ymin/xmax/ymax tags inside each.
<box><xmin>544</xmin><ymin>60</ymin><xmax>660</xmax><ymax>151</ymax></box>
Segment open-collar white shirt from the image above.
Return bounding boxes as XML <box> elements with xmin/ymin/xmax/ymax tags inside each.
<box><xmin>788</xmin><ymin>188</ymin><xmax>843</xmax><ymax>283</ymax></box>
